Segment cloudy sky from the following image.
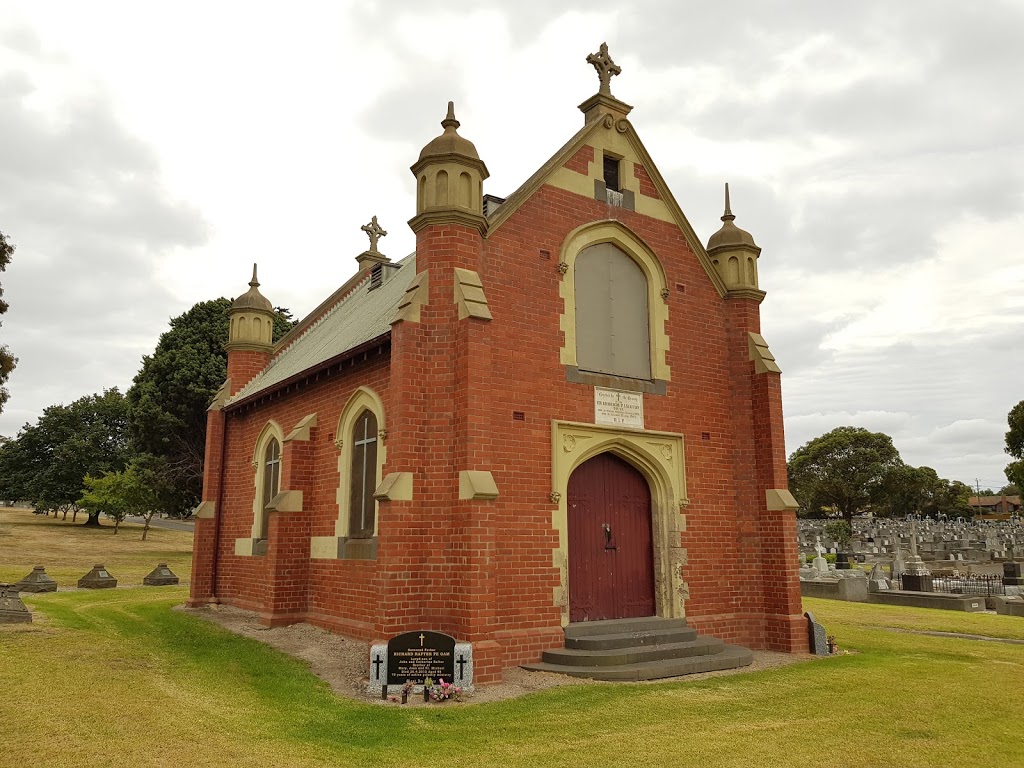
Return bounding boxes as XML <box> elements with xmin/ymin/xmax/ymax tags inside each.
<box><xmin>0</xmin><ymin>1</ymin><xmax>1020</xmax><ymax>490</ymax></box>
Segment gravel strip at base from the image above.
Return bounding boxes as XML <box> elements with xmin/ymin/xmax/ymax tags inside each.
<box><xmin>181</xmin><ymin>604</ymin><xmax>818</xmax><ymax>706</ymax></box>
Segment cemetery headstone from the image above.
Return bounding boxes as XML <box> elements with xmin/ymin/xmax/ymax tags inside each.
<box><xmin>15</xmin><ymin>565</ymin><xmax>57</xmax><ymax>593</ymax></box>
<box><xmin>0</xmin><ymin>583</ymin><xmax>31</xmax><ymax>624</ymax></box>
<box><xmin>1003</xmin><ymin>561</ymin><xmax>1024</xmax><ymax>586</ymax></box>
<box><xmin>368</xmin><ymin>631</ymin><xmax>474</xmax><ymax>694</ymax></box>
<box><xmin>804</xmin><ymin>611</ymin><xmax>829</xmax><ymax>655</ymax></box>
<box><xmin>867</xmin><ymin>563</ymin><xmax>890</xmax><ymax>592</ymax></box>
<box><xmin>142</xmin><ymin>563</ymin><xmax>179</xmax><ymax>586</ymax></box>
<box><xmin>78</xmin><ymin>564</ymin><xmax>117</xmax><ymax>589</ymax></box>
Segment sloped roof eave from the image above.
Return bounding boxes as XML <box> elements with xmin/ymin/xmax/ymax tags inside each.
<box><xmin>224</xmin><ymin>332</ymin><xmax>391</xmax><ymax>413</ymax></box>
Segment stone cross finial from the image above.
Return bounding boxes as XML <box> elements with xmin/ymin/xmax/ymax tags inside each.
<box><xmin>361</xmin><ymin>216</ymin><xmax>387</xmax><ymax>254</ymax></box>
<box><xmin>587</xmin><ymin>42</ymin><xmax>621</xmax><ymax>96</ymax></box>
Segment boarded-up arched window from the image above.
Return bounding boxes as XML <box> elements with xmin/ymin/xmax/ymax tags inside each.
<box><xmin>574</xmin><ymin>243</ymin><xmax>651</xmax><ymax>379</ymax></box>
<box><xmin>349</xmin><ymin>409</ymin><xmax>378</xmax><ymax>539</ymax></box>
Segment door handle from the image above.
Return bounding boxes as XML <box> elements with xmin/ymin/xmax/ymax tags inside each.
<box><xmin>603</xmin><ymin>523</ymin><xmax>617</xmax><ymax>550</ymax></box>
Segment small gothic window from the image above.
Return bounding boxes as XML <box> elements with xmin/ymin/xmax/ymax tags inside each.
<box><xmin>260</xmin><ymin>437</ymin><xmax>281</xmax><ymax>539</ymax></box>
<box><xmin>575</xmin><ymin>243</ymin><xmax>651</xmax><ymax>379</ymax></box>
<box><xmin>349</xmin><ymin>409</ymin><xmax>378</xmax><ymax>538</ymax></box>
<box><xmin>603</xmin><ymin>155</ymin><xmax>620</xmax><ymax>192</ymax></box>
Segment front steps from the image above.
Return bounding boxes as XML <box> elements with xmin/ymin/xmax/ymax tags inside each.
<box><xmin>522</xmin><ymin>616</ymin><xmax>753</xmax><ymax>682</ymax></box>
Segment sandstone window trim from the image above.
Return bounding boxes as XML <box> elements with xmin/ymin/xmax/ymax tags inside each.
<box><xmin>348</xmin><ymin>408</ymin><xmax>379</xmax><ymax>539</ymax></box>
<box><xmin>235</xmin><ymin>420</ymin><xmax>285</xmax><ymax>557</ymax></box>
<box><xmin>309</xmin><ymin>386</ymin><xmax>387</xmax><ymax>560</ymax></box>
<box><xmin>558</xmin><ymin>220</ymin><xmax>671</xmax><ymax>384</ymax></box>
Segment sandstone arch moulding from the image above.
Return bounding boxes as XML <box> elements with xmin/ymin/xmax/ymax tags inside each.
<box><xmin>310</xmin><ymin>386</ymin><xmax>387</xmax><ymax>560</ymax></box>
<box><xmin>235</xmin><ymin>419</ymin><xmax>285</xmax><ymax>556</ymax></box>
<box><xmin>550</xmin><ymin>420</ymin><xmax>688</xmax><ymax>627</ymax></box>
<box><xmin>557</xmin><ymin>220</ymin><xmax>671</xmax><ymax>383</ymax></box>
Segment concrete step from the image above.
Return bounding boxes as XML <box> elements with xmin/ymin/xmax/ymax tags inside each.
<box><xmin>565</xmin><ymin>626</ymin><xmax>698</xmax><ymax>651</ymax></box>
<box><xmin>563</xmin><ymin>616</ymin><xmax>689</xmax><ymax>639</ymax></box>
<box><xmin>543</xmin><ymin>636</ymin><xmax>725</xmax><ymax>667</ymax></box>
<box><xmin>523</xmin><ymin>645</ymin><xmax>754</xmax><ymax>682</ymax></box>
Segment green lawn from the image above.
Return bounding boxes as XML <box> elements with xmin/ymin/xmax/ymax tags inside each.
<box><xmin>3</xmin><ymin>589</ymin><xmax>1023</xmax><ymax>768</ymax></box>
<box><xmin>0</xmin><ymin>507</ymin><xmax>194</xmax><ymax>585</ymax></box>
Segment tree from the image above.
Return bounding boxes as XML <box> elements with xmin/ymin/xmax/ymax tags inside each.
<box><xmin>0</xmin><ymin>390</ymin><xmax>131</xmax><ymax>523</ymax></box>
<box><xmin>78</xmin><ymin>457</ymin><xmax>166</xmax><ymax>537</ymax></box>
<box><xmin>1005</xmin><ymin>401</ymin><xmax>1024</xmax><ymax>491</ymax></box>
<box><xmin>126</xmin><ymin>299</ymin><xmax>293</xmax><ymax>517</ymax></box>
<box><xmin>0</xmin><ymin>230</ymin><xmax>17</xmax><ymax>411</ymax></box>
<box><xmin>999</xmin><ymin>483</ymin><xmax>1021</xmax><ymax>496</ymax></box>
<box><xmin>788</xmin><ymin>426</ymin><xmax>904</xmax><ymax>523</ymax></box>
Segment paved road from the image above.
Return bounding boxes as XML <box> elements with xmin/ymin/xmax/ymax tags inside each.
<box><xmin>126</xmin><ymin>516</ymin><xmax>195</xmax><ymax>532</ymax></box>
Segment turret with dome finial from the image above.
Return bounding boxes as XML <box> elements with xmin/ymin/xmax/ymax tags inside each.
<box><xmin>409</xmin><ymin>101</ymin><xmax>489</xmax><ymax>235</ymax></box>
<box><xmin>707</xmin><ymin>184</ymin><xmax>763</xmax><ymax>300</ymax></box>
<box><xmin>227</xmin><ymin>263</ymin><xmax>276</xmax><ymax>353</ymax></box>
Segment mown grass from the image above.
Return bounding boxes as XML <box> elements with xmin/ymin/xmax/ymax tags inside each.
<box><xmin>0</xmin><ymin>507</ymin><xmax>193</xmax><ymax>585</ymax></box>
<box><xmin>3</xmin><ymin>589</ymin><xmax>1023</xmax><ymax>768</ymax></box>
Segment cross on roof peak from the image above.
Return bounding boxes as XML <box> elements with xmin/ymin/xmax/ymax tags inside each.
<box><xmin>361</xmin><ymin>215</ymin><xmax>387</xmax><ymax>254</ymax></box>
<box><xmin>587</xmin><ymin>42</ymin><xmax>621</xmax><ymax>97</ymax></box>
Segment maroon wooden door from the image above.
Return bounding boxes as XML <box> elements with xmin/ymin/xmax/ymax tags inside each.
<box><xmin>567</xmin><ymin>452</ymin><xmax>655</xmax><ymax>622</ymax></box>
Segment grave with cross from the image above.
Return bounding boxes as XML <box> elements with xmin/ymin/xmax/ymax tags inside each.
<box><xmin>367</xmin><ymin>630</ymin><xmax>474</xmax><ymax>694</ymax></box>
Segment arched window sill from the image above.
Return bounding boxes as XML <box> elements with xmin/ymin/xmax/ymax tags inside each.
<box><xmin>566</xmin><ymin>366</ymin><xmax>666</xmax><ymax>395</ymax></box>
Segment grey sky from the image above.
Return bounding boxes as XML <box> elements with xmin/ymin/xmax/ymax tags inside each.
<box><xmin>0</xmin><ymin>1</ymin><xmax>1020</xmax><ymax>490</ymax></box>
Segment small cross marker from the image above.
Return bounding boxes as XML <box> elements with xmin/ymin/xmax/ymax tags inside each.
<box><xmin>456</xmin><ymin>654</ymin><xmax>467</xmax><ymax>681</ymax></box>
<box><xmin>372</xmin><ymin>654</ymin><xmax>383</xmax><ymax>680</ymax></box>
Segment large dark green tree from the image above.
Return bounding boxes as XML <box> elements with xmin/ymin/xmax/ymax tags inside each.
<box><xmin>126</xmin><ymin>298</ymin><xmax>293</xmax><ymax>517</ymax></box>
<box><xmin>879</xmin><ymin>464</ymin><xmax>972</xmax><ymax>519</ymax></box>
<box><xmin>0</xmin><ymin>230</ymin><xmax>17</xmax><ymax>411</ymax></box>
<box><xmin>1005</xmin><ymin>401</ymin><xmax>1024</xmax><ymax>491</ymax></box>
<box><xmin>0</xmin><ymin>389</ymin><xmax>131</xmax><ymax>523</ymax></box>
<box><xmin>788</xmin><ymin>426</ymin><xmax>904</xmax><ymax>523</ymax></box>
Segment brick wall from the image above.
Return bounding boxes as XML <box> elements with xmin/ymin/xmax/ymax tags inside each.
<box><xmin>193</xmin><ymin>178</ymin><xmax>805</xmax><ymax>678</ymax></box>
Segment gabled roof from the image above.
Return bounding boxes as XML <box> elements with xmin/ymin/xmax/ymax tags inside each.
<box><xmin>484</xmin><ymin>113</ymin><xmax>729</xmax><ymax>297</ymax></box>
<box><xmin>226</xmin><ymin>253</ymin><xmax>416</xmax><ymax>407</ymax></box>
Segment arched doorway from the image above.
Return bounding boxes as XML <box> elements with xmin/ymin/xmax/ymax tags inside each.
<box><xmin>567</xmin><ymin>452</ymin><xmax>656</xmax><ymax>622</ymax></box>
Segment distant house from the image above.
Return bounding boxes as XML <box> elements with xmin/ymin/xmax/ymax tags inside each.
<box><xmin>969</xmin><ymin>495</ymin><xmax>1021</xmax><ymax>517</ymax></box>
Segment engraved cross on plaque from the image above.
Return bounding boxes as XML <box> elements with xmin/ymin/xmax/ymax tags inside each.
<box><xmin>372</xmin><ymin>654</ymin><xmax>383</xmax><ymax>680</ymax></box>
<box><xmin>418</xmin><ymin>632</ymin><xmax>425</xmax><ymax>647</ymax></box>
<box><xmin>456</xmin><ymin>654</ymin><xmax>467</xmax><ymax>681</ymax></box>
<box><xmin>361</xmin><ymin>215</ymin><xmax>387</xmax><ymax>254</ymax></box>
<box><xmin>586</xmin><ymin>42</ymin><xmax>621</xmax><ymax>96</ymax></box>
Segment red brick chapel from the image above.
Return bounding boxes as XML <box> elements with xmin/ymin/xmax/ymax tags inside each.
<box><xmin>188</xmin><ymin>45</ymin><xmax>808</xmax><ymax>684</ymax></box>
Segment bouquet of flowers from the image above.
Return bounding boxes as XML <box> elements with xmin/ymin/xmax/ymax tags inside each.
<box><xmin>428</xmin><ymin>678</ymin><xmax>462</xmax><ymax>702</ymax></box>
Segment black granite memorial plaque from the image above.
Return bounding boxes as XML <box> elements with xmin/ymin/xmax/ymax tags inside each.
<box><xmin>387</xmin><ymin>631</ymin><xmax>456</xmax><ymax>685</ymax></box>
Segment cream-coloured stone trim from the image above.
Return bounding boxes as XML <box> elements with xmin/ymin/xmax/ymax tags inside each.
<box><xmin>550</xmin><ymin>420</ymin><xmax>688</xmax><ymax>627</ymax></box>
<box><xmin>265</xmin><ymin>490</ymin><xmax>303</xmax><ymax>513</ymax></box>
<box><xmin>284</xmin><ymin>413</ymin><xmax>317</xmax><ymax>442</ymax></box>
<box><xmin>374</xmin><ymin>472</ymin><xmax>413</xmax><ymax>501</ymax></box>
<box><xmin>458</xmin><ymin>470</ymin><xmax>499</xmax><ymax>500</ymax></box>
<box><xmin>748</xmin><ymin>332</ymin><xmax>782</xmax><ymax>374</ymax></box>
<box><xmin>332</xmin><ymin>387</ymin><xmax>386</xmax><ymax>538</ymax></box>
<box><xmin>766</xmin><ymin>488</ymin><xmax>799</xmax><ymax>511</ymax></box>
<box><xmin>393</xmin><ymin>271</ymin><xmax>429</xmax><ymax>324</ymax></box>
<box><xmin>234</xmin><ymin>420</ymin><xmax>285</xmax><ymax>555</ymax></box>
<box><xmin>310</xmin><ymin>536</ymin><xmax>341</xmax><ymax>559</ymax></box>
<box><xmin>453</xmin><ymin>268</ymin><xmax>493</xmax><ymax>321</ymax></box>
<box><xmin>193</xmin><ymin>500</ymin><xmax>216</xmax><ymax>519</ymax></box>
<box><xmin>485</xmin><ymin>115</ymin><xmax>728</xmax><ymax>298</ymax></box>
<box><xmin>234</xmin><ymin>538</ymin><xmax>256</xmax><ymax>556</ymax></box>
<box><xmin>208</xmin><ymin>379</ymin><xmax>231</xmax><ymax>412</ymax></box>
<box><xmin>558</xmin><ymin>221</ymin><xmax>671</xmax><ymax>382</ymax></box>
<box><xmin>226</xmin><ymin>308</ymin><xmax>275</xmax><ymax>350</ymax></box>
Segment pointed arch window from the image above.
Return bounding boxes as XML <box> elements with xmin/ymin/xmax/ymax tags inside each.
<box><xmin>259</xmin><ymin>437</ymin><xmax>281</xmax><ymax>540</ymax></box>
<box><xmin>574</xmin><ymin>243</ymin><xmax>651</xmax><ymax>380</ymax></box>
<box><xmin>349</xmin><ymin>410</ymin><xmax>378</xmax><ymax>539</ymax></box>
